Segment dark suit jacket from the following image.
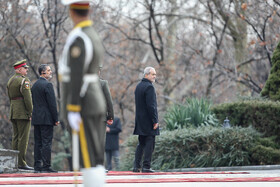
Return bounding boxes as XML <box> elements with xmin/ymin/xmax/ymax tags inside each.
<box><xmin>31</xmin><ymin>77</ymin><xmax>58</xmax><ymax>125</ymax></box>
<box><xmin>133</xmin><ymin>78</ymin><xmax>159</xmax><ymax>136</ymax></box>
<box><xmin>105</xmin><ymin>117</ymin><xmax>122</xmax><ymax>151</ymax></box>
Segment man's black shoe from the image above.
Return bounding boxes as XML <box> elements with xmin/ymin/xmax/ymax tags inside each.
<box><xmin>142</xmin><ymin>168</ymin><xmax>155</xmax><ymax>173</ymax></box>
<box><xmin>40</xmin><ymin>168</ymin><xmax>58</xmax><ymax>173</ymax></box>
<box><xmin>18</xmin><ymin>165</ymin><xmax>34</xmax><ymax>170</ymax></box>
<box><xmin>132</xmin><ymin>168</ymin><xmax>141</xmax><ymax>172</ymax></box>
<box><xmin>34</xmin><ymin>167</ymin><xmax>42</xmax><ymax>173</ymax></box>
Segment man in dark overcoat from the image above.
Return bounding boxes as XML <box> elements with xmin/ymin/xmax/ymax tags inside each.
<box><xmin>31</xmin><ymin>64</ymin><xmax>59</xmax><ymax>173</ymax></box>
<box><xmin>105</xmin><ymin>117</ymin><xmax>122</xmax><ymax>171</ymax></box>
<box><xmin>133</xmin><ymin>67</ymin><xmax>160</xmax><ymax>173</ymax></box>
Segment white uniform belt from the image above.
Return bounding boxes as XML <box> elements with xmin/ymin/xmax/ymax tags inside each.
<box><xmin>83</xmin><ymin>74</ymin><xmax>98</xmax><ymax>83</ymax></box>
<box><xmin>80</xmin><ymin>74</ymin><xmax>98</xmax><ymax>97</ymax></box>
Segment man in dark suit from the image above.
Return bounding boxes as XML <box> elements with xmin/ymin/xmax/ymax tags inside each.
<box><xmin>133</xmin><ymin>67</ymin><xmax>160</xmax><ymax>173</ymax></box>
<box><xmin>105</xmin><ymin>117</ymin><xmax>122</xmax><ymax>171</ymax></box>
<box><xmin>31</xmin><ymin>64</ymin><xmax>60</xmax><ymax>173</ymax></box>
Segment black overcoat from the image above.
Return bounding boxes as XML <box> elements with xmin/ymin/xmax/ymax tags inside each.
<box><xmin>31</xmin><ymin>77</ymin><xmax>58</xmax><ymax>125</ymax></box>
<box><xmin>133</xmin><ymin>78</ymin><xmax>159</xmax><ymax>136</ymax></box>
<box><xmin>105</xmin><ymin>117</ymin><xmax>122</xmax><ymax>151</ymax></box>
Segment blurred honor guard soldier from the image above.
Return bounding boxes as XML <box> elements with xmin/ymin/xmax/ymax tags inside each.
<box><xmin>59</xmin><ymin>0</ymin><xmax>106</xmax><ymax>186</ymax></box>
<box><xmin>7</xmin><ymin>59</ymin><xmax>33</xmax><ymax>170</ymax></box>
<box><xmin>133</xmin><ymin>67</ymin><xmax>160</xmax><ymax>173</ymax></box>
<box><xmin>31</xmin><ymin>64</ymin><xmax>60</xmax><ymax>173</ymax></box>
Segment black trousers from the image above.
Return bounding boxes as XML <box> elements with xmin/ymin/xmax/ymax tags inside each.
<box><xmin>105</xmin><ymin>150</ymin><xmax>120</xmax><ymax>170</ymax></box>
<box><xmin>34</xmin><ymin>125</ymin><xmax>54</xmax><ymax>170</ymax></box>
<box><xmin>134</xmin><ymin>135</ymin><xmax>155</xmax><ymax>169</ymax></box>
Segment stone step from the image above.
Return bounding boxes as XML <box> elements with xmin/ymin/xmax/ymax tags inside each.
<box><xmin>0</xmin><ymin>149</ymin><xmax>19</xmax><ymax>173</ymax></box>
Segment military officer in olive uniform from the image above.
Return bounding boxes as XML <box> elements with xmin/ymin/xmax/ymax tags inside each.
<box><xmin>99</xmin><ymin>68</ymin><xmax>114</xmax><ymax>125</ymax></box>
<box><xmin>99</xmin><ymin>68</ymin><xmax>114</xmax><ymax>173</ymax></box>
<box><xmin>7</xmin><ymin>59</ymin><xmax>33</xmax><ymax>170</ymax></box>
<box><xmin>59</xmin><ymin>0</ymin><xmax>106</xmax><ymax>186</ymax></box>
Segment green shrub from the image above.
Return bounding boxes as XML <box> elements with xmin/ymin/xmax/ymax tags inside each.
<box><xmin>120</xmin><ymin>126</ymin><xmax>262</xmax><ymax>171</ymax></box>
<box><xmin>52</xmin><ymin>130</ymin><xmax>71</xmax><ymax>170</ymax></box>
<box><xmin>250</xmin><ymin>136</ymin><xmax>280</xmax><ymax>165</ymax></box>
<box><xmin>52</xmin><ymin>152</ymin><xmax>71</xmax><ymax>170</ymax></box>
<box><xmin>119</xmin><ymin>135</ymin><xmax>138</xmax><ymax>171</ymax></box>
<box><xmin>251</xmin><ymin>145</ymin><xmax>280</xmax><ymax>165</ymax></box>
<box><xmin>211</xmin><ymin>100</ymin><xmax>280</xmax><ymax>140</ymax></box>
<box><xmin>164</xmin><ymin>104</ymin><xmax>191</xmax><ymax>130</ymax></box>
<box><xmin>255</xmin><ymin>136</ymin><xmax>280</xmax><ymax>149</ymax></box>
<box><xmin>164</xmin><ymin>98</ymin><xmax>219</xmax><ymax>130</ymax></box>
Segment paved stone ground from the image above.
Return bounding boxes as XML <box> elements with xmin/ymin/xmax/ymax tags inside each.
<box><xmin>1</xmin><ymin>166</ymin><xmax>280</xmax><ymax>186</ymax></box>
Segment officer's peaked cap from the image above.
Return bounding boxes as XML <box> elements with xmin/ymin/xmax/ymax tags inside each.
<box><xmin>13</xmin><ymin>59</ymin><xmax>29</xmax><ymax>70</ymax></box>
<box><xmin>61</xmin><ymin>0</ymin><xmax>94</xmax><ymax>6</ymax></box>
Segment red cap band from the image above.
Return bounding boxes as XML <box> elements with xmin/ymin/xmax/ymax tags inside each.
<box><xmin>14</xmin><ymin>63</ymin><xmax>27</xmax><ymax>70</ymax></box>
<box><xmin>70</xmin><ymin>3</ymin><xmax>90</xmax><ymax>9</ymax></box>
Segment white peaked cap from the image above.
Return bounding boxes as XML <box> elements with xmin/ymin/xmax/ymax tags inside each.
<box><xmin>61</xmin><ymin>0</ymin><xmax>94</xmax><ymax>5</ymax></box>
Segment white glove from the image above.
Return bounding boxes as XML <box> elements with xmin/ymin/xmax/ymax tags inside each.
<box><xmin>67</xmin><ymin>112</ymin><xmax>82</xmax><ymax>131</ymax></box>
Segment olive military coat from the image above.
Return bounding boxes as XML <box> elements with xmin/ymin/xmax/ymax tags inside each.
<box><xmin>7</xmin><ymin>73</ymin><xmax>33</xmax><ymax>119</ymax></box>
<box><xmin>100</xmin><ymin>79</ymin><xmax>114</xmax><ymax>121</ymax></box>
<box><xmin>59</xmin><ymin>20</ymin><xmax>106</xmax><ymax>117</ymax></box>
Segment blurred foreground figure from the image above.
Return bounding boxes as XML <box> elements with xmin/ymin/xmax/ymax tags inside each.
<box><xmin>59</xmin><ymin>0</ymin><xmax>106</xmax><ymax>186</ymax></box>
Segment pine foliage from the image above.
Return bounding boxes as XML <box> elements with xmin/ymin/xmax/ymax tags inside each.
<box><xmin>261</xmin><ymin>41</ymin><xmax>280</xmax><ymax>100</ymax></box>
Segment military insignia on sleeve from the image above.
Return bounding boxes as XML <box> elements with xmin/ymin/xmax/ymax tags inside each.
<box><xmin>71</xmin><ymin>46</ymin><xmax>81</xmax><ymax>58</ymax></box>
<box><xmin>24</xmin><ymin>81</ymin><xmax>30</xmax><ymax>89</ymax></box>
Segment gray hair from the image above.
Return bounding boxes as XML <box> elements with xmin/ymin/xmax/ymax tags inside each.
<box><xmin>143</xmin><ymin>67</ymin><xmax>155</xmax><ymax>77</ymax></box>
<box><xmin>38</xmin><ymin>64</ymin><xmax>49</xmax><ymax>75</ymax></box>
